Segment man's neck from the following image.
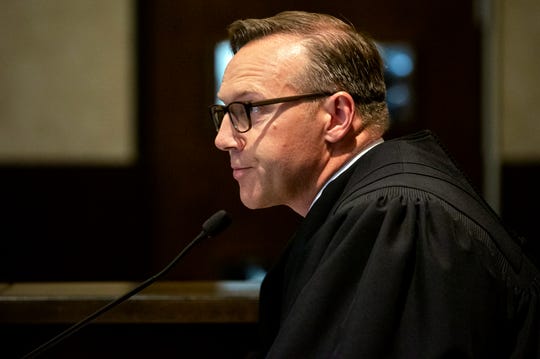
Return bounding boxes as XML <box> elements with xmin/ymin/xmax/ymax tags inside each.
<box><xmin>305</xmin><ymin>138</ymin><xmax>384</xmax><ymax>215</ymax></box>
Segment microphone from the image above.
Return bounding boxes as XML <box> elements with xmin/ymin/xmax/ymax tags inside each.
<box><xmin>22</xmin><ymin>210</ymin><xmax>232</xmax><ymax>358</ymax></box>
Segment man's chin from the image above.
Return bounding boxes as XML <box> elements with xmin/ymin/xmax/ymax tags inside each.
<box><xmin>241</xmin><ymin>199</ymin><xmax>265</xmax><ymax>210</ymax></box>
<box><xmin>240</xmin><ymin>193</ymin><xmax>272</xmax><ymax>210</ymax></box>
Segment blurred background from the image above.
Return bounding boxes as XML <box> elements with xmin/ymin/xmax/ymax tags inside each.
<box><xmin>1</xmin><ymin>0</ymin><xmax>539</xmax><ymax>283</ymax></box>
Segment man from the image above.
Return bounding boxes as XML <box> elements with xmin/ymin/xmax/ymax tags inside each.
<box><xmin>210</xmin><ymin>11</ymin><xmax>539</xmax><ymax>358</ymax></box>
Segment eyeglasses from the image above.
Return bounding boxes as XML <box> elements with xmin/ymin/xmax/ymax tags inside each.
<box><xmin>209</xmin><ymin>92</ymin><xmax>333</xmax><ymax>133</ymax></box>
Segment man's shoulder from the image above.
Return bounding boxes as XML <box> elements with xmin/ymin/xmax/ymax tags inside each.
<box><xmin>342</xmin><ymin>133</ymin><xmax>467</xmax><ymax>199</ymax></box>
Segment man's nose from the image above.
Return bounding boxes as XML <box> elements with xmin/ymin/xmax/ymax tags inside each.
<box><xmin>214</xmin><ymin>115</ymin><xmax>244</xmax><ymax>151</ymax></box>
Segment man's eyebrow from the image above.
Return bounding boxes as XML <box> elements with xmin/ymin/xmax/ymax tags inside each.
<box><xmin>218</xmin><ymin>90</ymin><xmax>261</xmax><ymax>104</ymax></box>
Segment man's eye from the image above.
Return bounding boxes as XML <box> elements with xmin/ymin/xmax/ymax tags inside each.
<box><xmin>250</xmin><ymin>106</ymin><xmax>261</xmax><ymax>114</ymax></box>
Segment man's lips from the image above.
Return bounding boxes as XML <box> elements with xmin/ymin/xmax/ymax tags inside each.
<box><xmin>232</xmin><ymin>166</ymin><xmax>251</xmax><ymax>180</ymax></box>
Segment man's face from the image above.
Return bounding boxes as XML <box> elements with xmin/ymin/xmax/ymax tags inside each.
<box><xmin>214</xmin><ymin>35</ymin><xmax>328</xmax><ymax>214</ymax></box>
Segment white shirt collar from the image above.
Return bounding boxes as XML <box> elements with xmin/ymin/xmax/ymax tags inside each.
<box><xmin>308</xmin><ymin>138</ymin><xmax>384</xmax><ymax>211</ymax></box>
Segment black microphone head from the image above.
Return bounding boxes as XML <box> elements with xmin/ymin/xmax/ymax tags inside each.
<box><xmin>202</xmin><ymin>210</ymin><xmax>232</xmax><ymax>237</ymax></box>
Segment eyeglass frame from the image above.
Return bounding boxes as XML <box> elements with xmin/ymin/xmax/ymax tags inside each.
<box><xmin>209</xmin><ymin>92</ymin><xmax>334</xmax><ymax>133</ymax></box>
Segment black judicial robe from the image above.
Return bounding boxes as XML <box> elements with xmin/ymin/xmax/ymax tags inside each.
<box><xmin>258</xmin><ymin>131</ymin><xmax>540</xmax><ymax>358</ymax></box>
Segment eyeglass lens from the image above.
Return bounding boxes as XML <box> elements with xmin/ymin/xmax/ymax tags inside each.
<box><xmin>212</xmin><ymin>103</ymin><xmax>250</xmax><ymax>133</ymax></box>
<box><xmin>228</xmin><ymin>103</ymin><xmax>250</xmax><ymax>132</ymax></box>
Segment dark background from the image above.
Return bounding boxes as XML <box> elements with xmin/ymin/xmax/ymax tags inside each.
<box><xmin>1</xmin><ymin>0</ymin><xmax>538</xmax><ymax>282</ymax></box>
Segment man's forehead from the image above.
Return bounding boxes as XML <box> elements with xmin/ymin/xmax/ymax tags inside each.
<box><xmin>218</xmin><ymin>36</ymin><xmax>307</xmax><ymax>100</ymax></box>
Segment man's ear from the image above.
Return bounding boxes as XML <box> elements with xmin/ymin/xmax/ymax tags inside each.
<box><xmin>323</xmin><ymin>91</ymin><xmax>356</xmax><ymax>143</ymax></box>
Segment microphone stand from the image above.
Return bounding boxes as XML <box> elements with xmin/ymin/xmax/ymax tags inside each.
<box><xmin>22</xmin><ymin>210</ymin><xmax>231</xmax><ymax>358</ymax></box>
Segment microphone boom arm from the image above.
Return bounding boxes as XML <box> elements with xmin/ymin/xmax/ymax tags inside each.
<box><xmin>22</xmin><ymin>210</ymin><xmax>231</xmax><ymax>358</ymax></box>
